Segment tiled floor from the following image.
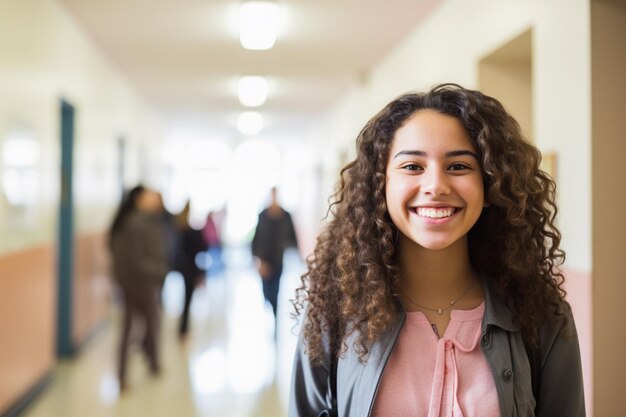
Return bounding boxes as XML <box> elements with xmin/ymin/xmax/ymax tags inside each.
<box><xmin>21</xmin><ymin>247</ymin><xmax>304</xmax><ymax>417</ymax></box>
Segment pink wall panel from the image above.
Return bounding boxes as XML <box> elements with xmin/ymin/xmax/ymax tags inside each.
<box><xmin>0</xmin><ymin>245</ymin><xmax>55</xmax><ymax>413</ymax></box>
<box><xmin>0</xmin><ymin>232</ymin><xmax>112</xmax><ymax>415</ymax></box>
<box><xmin>72</xmin><ymin>232</ymin><xmax>112</xmax><ymax>345</ymax></box>
<box><xmin>564</xmin><ymin>268</ymin><xmax>593</xmax><ymax>416</ymax></box>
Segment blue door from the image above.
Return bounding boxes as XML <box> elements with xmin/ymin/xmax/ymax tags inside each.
<box><xmin>57</xmin><ymin>100</ymin><xmax>75</xmax><ymax>356</ymax></box>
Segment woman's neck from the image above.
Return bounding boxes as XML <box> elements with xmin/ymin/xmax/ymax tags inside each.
<box><xmin>397</xmin><ymin>235</ymin><xmax>479</xmax><ymax>306</ymax></box>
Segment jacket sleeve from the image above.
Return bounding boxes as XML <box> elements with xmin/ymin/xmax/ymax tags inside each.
<box><xmin>251</xmin><ymin>214</ymin><xmax>263</xmax><ymax>259</ymax></box>
<box><xmin>286</xmin><ymin>212</ymin><xmax>299</xmax><ymax>249</ymax></box>
<box><xmin>535</xmin><ymin>305</ymin><xmax>586</xmax><ymax>417</ymax></box>
<box><xmin>288</xmin><ymin>330</ymin><xmax>331</xmax><ymax>417</ymax></box>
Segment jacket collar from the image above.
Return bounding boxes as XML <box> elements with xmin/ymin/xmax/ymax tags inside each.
<box><xmin>482</xmin><ymin>280</ymin><xmax>519</xmax><ymax>332</ymax></box>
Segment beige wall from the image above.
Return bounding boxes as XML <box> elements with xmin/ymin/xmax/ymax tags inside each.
<box><xmin>318</xmin><ymin>0</ymin><xmax>593</xmax><ymax>413</ymax></box>
<box><xmin>0</xmin><ymin>0</ymin><xmax>162</xmax><ymax>255</ymax></box>
<box><xmin>590</xmin><ymin>1</ymin><xmax>626</xmax><ymax>415</ymax></box>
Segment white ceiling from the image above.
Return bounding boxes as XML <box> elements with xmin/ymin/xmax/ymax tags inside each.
<box><xmin>58</xmin><ymin>0</ymin><xmax>441</xmax><ymax>141</ymax></box>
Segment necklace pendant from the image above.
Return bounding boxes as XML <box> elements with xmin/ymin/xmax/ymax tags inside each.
<box><xmin>437</xmin><ymin>308</ymin><xmax>443</xmax><ymax>315</ymax></box>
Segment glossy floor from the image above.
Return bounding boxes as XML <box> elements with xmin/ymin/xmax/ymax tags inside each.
<box><xmin>22</xmin><ymin>247</ymin><xmax>304</xmax><ymax>417</ymax></box>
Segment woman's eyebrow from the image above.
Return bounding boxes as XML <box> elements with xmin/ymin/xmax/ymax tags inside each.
<box><xmin>445</xmin><ymin>150</ymin><xmax>479</xmax><ymax>159</ymax></box>
<box><xmin>392</xmin><ymin>149</ymin><xmax>478</xmax><ymax>159</ymax></box>
<box><xmin>393</xmin><ymin>150</ymin><xmax>426</xmax><ymax>158</ymax></box>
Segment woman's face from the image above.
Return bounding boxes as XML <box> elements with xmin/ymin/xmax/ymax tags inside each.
<box><xmin>384</xmin><ymin>109</ymin><xmax>484</xmax><ymax>251</ymax></box>
<box><xmin>137</xmin><ymin>189</ymin><xmax>162</xmax><ymax>213</ymax></box>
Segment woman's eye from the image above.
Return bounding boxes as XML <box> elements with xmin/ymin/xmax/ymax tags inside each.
<box><xmin>402</xmin><ymin>163</ymin><xmax>422</xmax><ymax>171</ymax></box>
<box><xmin>448</xmin><ymin>163</ymin><xmax>470</xmax><ymax>171</ymax></box>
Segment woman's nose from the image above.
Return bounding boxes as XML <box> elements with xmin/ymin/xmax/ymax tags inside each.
<box><xmin>420</xmin><ymin>169</ymin><xmax>451</xmax><ymax>197</ymax></box>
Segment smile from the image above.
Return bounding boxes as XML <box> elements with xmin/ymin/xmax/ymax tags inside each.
<box><xmin>414</xmin><ymin>207</ymin><xmax>458</xmax><ymax>219</ymax></box>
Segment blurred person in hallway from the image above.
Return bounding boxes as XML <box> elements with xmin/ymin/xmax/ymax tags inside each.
<box><xmin>203</xmin><ymin>209</ymin><xmax>224</xmax><ymax>277</ymax></box>
<box><xmin>108</xmin><ymin>185</ymin><xmax>170</xmax><ymax>391</ymax></box>
<box><xmin>290</xmin><ymin>84</ymin><xmax>584</xmax><ymax>416</ymax></box>
<box><xmin>161</xmin><ymin>195</ymin><xmax>180</xmax><ymax>274</ymax></box>
<box><xmin>252</xmin><ymin>187</ymin><xmax>299</xmax><ymax>331</ymax></box>
<box><xmin>173</xmin><ymin>201</ymin><xmax>207</xmax><ymax>338</ymax></box>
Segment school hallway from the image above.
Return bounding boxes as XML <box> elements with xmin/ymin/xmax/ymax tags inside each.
<box><xmin>19</xmin><ymin>246</ymin><xmax>304</xmax><ymax>417</ymax></box>
<box><xmin>3</xmin><ymin>1</ymin><xmax>625</xmax><ymax>415</ymax></box>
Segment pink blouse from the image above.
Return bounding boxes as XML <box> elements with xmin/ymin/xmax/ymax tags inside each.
<box><xmin>371</xmin><ymin>303</ymin><xmax>500</xmax><ymax>417</ymax></box>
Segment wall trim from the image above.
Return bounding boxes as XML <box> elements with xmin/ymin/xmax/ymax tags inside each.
<box><xmin>0</xmin><ymin>373</ymin><xmax>52</xmax><ymax>417</ymax></box>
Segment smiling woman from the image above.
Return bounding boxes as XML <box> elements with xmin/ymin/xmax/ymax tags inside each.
<box><xmin>290</xmin><ymin>84</ymin><xmax>585</xmax><ymax>417</ymax></box>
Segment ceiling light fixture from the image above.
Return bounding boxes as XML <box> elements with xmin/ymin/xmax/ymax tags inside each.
<box><xmin>238</xmin><ymin>76</ymin><xmax>268</xmax><ymax>107</ymax></box>
<box><xmin>237</xmin><ymin>111</ymin><xmax>264</xmax><ymax>136</ymax></box>
<box><xmin>238</xmin><ymin>1</ymin><xmax>280</xmax><ymax>50</ymax></box>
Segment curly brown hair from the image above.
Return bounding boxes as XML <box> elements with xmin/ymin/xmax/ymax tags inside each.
<box><xmin>292</xmin><ymin>83</ymin><xmax>566</xmax><ymax>364</ymax></box>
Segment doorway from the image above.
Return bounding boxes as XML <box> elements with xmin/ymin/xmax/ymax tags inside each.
<box><xmin>478</xmin><ymin>28</ymin><xmax>533</xmax><ymax>142</ymax></box>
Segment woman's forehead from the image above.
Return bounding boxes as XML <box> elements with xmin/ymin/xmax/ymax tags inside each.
<box><xmin>389</xmin><ymin>110</ymin><xmax>475</xmax><ymax>155</ymax></box>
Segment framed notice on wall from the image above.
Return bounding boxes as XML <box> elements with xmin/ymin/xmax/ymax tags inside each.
<box><xmin>1</xmin><ymin>126</ymin><xmax>41</xmax><ymax>233</ymax></box>
<box><xmin>540</xmin><ymin>151</ymin><xmax>557</xmax><ymax>182</ymax></box>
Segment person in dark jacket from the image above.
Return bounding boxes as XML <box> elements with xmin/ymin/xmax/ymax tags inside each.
<box><xmin>109</xmin><ymin>185</ymin><xmax>170</xmax><ymax>391</ymax></box>
<box><xmin>173</xmin><ymin>201</ymin><xmax>207</xmax><ymax>338</ymax></box>
<box><xmin>252</xmin><ymin>187</ymin><xmax>299</xmax><ymax>326</ymax></box>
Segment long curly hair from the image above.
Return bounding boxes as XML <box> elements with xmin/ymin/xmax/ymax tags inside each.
<box><xmin>292</xmin><ymin>83</ymin><xmax>567</xmax><ymax>363</ymax></box>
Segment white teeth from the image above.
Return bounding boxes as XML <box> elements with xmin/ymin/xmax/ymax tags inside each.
<box><xmin>416</xmin><ymin>207</ymin><xmax>455</xmax><ymax>219</ymax></box>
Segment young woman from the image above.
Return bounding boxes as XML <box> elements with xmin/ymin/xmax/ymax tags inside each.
<box><xmin>289</xmin><ymin>84</ymin><xmax>585</xmax><ymax>417</ymax></box>
<box><xmin>109</xmin><ymin>185</ymin><xmax>170</xmax><ymax>391</ymax></box>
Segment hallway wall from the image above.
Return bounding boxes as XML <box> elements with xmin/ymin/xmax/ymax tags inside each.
<box><xmin>590</xmin><ymin>1</ymin><xmax>626</xmax><ymax>415</ymax></box>
<box><xmin>0</xmin><ymin>0</ymin><xmax>162</xmax><ymax>253</ymax></box>
<box><xmin>318</xmin><ymin>0</ymin><xmax>593</xmax><ymax>414</ymax></box>
<box><xmin>0</xmin><ymin>0</ymin><xmax>163</xmax><ymax>414</ymax></box>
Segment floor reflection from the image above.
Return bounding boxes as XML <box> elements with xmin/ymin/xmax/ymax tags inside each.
<box><xmin>21</xmin><ymin>245</ymin><xmax>304</xmax><ymax>417</ymax></box>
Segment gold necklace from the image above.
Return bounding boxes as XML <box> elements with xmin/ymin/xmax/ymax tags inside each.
<box><xmin>401</xmin><ymin>282</ymin><xmax>474</xmax><ymax>315</ymax></box>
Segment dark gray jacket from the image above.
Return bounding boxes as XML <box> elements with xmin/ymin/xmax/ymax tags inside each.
<box><xmin>289</xmin><ymin>285</ymin><xmax>585</xmax><ymax>417</ymax></box>
<box><xmin>110</xmin><ymin>211</ymin><xmax>170</xmax><ymax>289</ymax></box>
<box><xmin>251</xmin><ymin>208</ymin><xmax>298</xmax><ymax>269</ymax></box>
